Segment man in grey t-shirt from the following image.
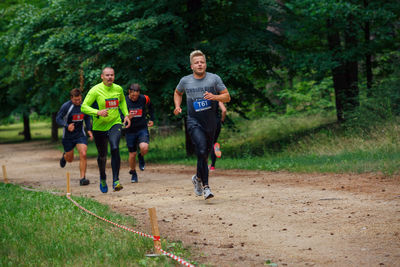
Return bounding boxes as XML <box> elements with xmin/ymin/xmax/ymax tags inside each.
<box><xmin>174</xmin><ymin>50</ymin><xmax>231</xmax><ymax>200</ymax></box>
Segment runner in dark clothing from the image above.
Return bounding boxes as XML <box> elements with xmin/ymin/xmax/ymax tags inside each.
<box><xmin>174</xmin><ymin>50</ymin><xmax>231</xmax><ymax>200</ymax></box>
<box><xmin>125</xmin><ymin>83</ymin><xmax>155</xmax><ymax>183</ymax></box>
<box><xmin>56</xmin><ymin>88</ymin><xmax>93</xmax><ymax>186</ymax></box>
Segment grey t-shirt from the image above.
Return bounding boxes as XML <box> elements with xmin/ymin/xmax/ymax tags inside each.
<box><xmin>176</xmin><ymin>72</ymin><xmax>226</xmax><ymax>129</ymax></box>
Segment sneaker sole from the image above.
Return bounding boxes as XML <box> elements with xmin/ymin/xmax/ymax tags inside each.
<box><xmin>214</xmin><ymin>143</ymin><xmax>222</xmax><ymax>158</ymax></box>
<box><xmin>205</xmin><ymin>193</ymin><xmax>214</xmax><ymax>200</ymax></box>
<box><xmin>100</xmin><ymin>185</ymin><xmax>108</xmax><ymax>193</ymax></box>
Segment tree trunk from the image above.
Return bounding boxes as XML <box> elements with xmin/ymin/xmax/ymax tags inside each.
<box><xmin>187</xmin><ymin>0</ymin><xmax>202</xmax><ymax>35</ymax></box>
<box><xmin>344</xmin><ymin>17</ymin><xmax>359</xmax><ymax>114</ymax></box>
<box><xmin>23</xmin><ymin>112</ymin><xmax>31</xmax><ymax>141</ymax></box>
<box><xmin>327</xmin><ymin>20</ymin><xmax>345</xmax><ymax>122</ymax></box>
<box><xmin>364</xmin><ymin>0</ymin><xmax>373</xmax><ymax>94</ymax></box>
<box><xmin>51</xmin><ymin>112</ymin><xmax>59</xmax><ymax>142</ymax></box>
<box><xmin>327</xmin><ymin>18</ymin><xmax>359</xmax><ymax>122</ymax></box>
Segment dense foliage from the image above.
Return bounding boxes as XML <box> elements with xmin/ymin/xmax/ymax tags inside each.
<box><xmin>0</xmin><ymin>0</ymin><xmax>399</xmax><ymax>139</ymax></box>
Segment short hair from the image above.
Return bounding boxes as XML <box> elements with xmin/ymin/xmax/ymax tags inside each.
<box><xmin>102</xmin><ymin>67</ymin><xmax>114</xmax><ymax>74</ymax></box>
<box><xmin>129</xmin><ymin>83</ymin><xmax>141</xmax><ymax>91</ymax></box>
<box><xmin>70</xmin><ymin>88</ymin><xmax>82</xmax><ymax>97</ymax></box>
<box><xmin>190</xmin><ymin>50</ymin><xmax>206</xmax><ymax>64</ymax></box>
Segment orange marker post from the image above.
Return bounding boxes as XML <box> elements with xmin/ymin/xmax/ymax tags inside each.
<box><xmin>148</xmin><ymin>207</ymin><xmax>161</xmax><ymax>254</ymax></box>
<box><xmin>66</xmin><ymin>172</ymin><xmax>71</xmax><ymax>196</ymax></box>
<box><xmin>2</xmin><ymin>165</ymin><xmax>8</xmax><ymax>183</ymax></box>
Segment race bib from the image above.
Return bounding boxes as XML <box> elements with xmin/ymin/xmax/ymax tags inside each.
<box><xmin>72</xmin><ymin>113</ymin><xmax>84</xmax><ymax>122</ymax></box>
<box><xmin>105</xmin><ymin>98</ymin><xmax>119</xmax><ymax>109</ymax></box>
<box><xmin>193</xmin><ymin>99</ymin><xmax>211</xmax><ymax>112</ymax></box>
<box><xmin>129</xmin><ymin>108</ymin><xmax>143</xmax><ymax>117</ymax></box>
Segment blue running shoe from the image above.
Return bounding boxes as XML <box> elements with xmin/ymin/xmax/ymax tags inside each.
<box><xmin>138</xmin><ymin>154</ymin><xmax>145</xmax><ymax>171</ymax></box>
<box><xmin>100</xmin><ymin>179</ymin><xmax>108</xmax><ymax>193</ymax></box>
<box><xmin>130</xmin><ymin>170</ymin><xmax>138</xmax><ymax>183</ymax></box>
<box><xmin>113</xmin><ymin>180</ymin><xmax>123</xmax><ymax>191</ymax></box>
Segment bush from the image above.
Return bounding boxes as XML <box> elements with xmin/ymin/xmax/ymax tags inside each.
<box><xmin>344</xmin><ymin>70</ymin><xmax>400</xmax><ymax>130</ymax></box>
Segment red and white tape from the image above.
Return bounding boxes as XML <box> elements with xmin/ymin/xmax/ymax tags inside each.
<box><xmin>66</xmin><ymin>194</ymin><xmax>195</xmax><ymax>267</ymax></box>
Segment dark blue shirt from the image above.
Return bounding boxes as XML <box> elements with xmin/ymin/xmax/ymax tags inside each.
<box><xmin>56</xmin><ymin>100</ymin><xmax>92</xmax><ymax>140</ymax></box>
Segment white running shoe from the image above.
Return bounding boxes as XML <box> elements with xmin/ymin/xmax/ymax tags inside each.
<box><xmin>203</xmin><ymin>186</ymin><xmax>214</xmax><ymax>200</ymax></box>
<box><xmin>192</xmin><ymin>175</ymin><xmax>203</xmax><ymax>196</ymax></box>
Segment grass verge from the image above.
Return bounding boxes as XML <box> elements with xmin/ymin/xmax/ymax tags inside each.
<box><xmin>2</xmin><ymin>113</ymin><xmax>399</xmax><ymax>175</ymax></box>
<box><xmin>144</xmin><ymin>113</ymin><xmax>400</xmax><ymax>175</ymax></box>
<box><xmin>0</xmin><ymin>183</ymin><xmax>194</xmax><ymax>267</ymax></box>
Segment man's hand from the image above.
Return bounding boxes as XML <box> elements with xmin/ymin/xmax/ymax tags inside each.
<box><xmin>88</xmin><ymin>130</ymin><xmax>94</xmax><ymax>141</ymax></box>
<box><xmin>203</xmin><ymin>91</ymin><xmax>217</xmax><ymax>100</ymax></box>
<box><xmin>124</xmin><ymin>116</ymin><xmax>131</xmax><ymax>128</ymax></box>
<box><xmin>148</xmin><ymin>121</ymin><xmax>154</xmax><ymax>127</ymax></box>
<box><xmin>174</xmin><ymin>107</ymin><xmax>182</xmax><ymax>115</ymax></box>
<box><xmin>97</xmin><ymin>109</ymin><xmax>108</xmax><ymax>117</ymax></box>
<box><xmin>67</xmin><ymin>123</ymin><xmax>75</xmax><ymax>132</ymax></box>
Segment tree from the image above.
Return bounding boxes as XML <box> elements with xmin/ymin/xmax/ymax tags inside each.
<box><xmin>1</xmin><ymin>0</ymin><xmax>281</xmax><ymax>148</ymax></box>
<box><xmin>281</xmin><ymin>0</ymin><xmax>400</xmax><ymax>122</ymax></box>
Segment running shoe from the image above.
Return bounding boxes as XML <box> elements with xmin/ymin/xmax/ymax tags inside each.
<box><xmin>80</xmin><ymin>178</ymin><xmax>90</xmax><ymax>186</ymax></box>
<box><xmin>100</xmin><ymin>179</ymin><xmax>108</xmax><ymax>193</ymax></box>
<box><xmin>214</xmin><ymin>143</ymin><xmax>222</xmax><ymax>158</ymax></box>
<box><xmin>60</xmin><ymin>153</ymin><xmax>66</xmax><ymax>168</ymax></box>
<box><xmin>130</xmin><ymin>169</ymin><xmax>138</xmax><ymax>183</ymax></box>
<box><xmin>192</xmin><ymin>175</ymin><xmax>203</xmax><ymax>196</ymax></box>
<box><xmin>138</xmin><ymin>153</ymin><xmax>145</xmax><ymax>171</ymax></box>
<box><xmin>203</xmin><ymin>186</ymin><xmax>214</xmax><ymax>200</ymax></box>
<box><xmin>113</xmin><ymin>180</ymin><xmax>123</xmax><ymax>191</ymax></box>
<box><xmin>209</xmin><ymin>166</ymin><xmax>216</xmax><ymax>171</ymax></box>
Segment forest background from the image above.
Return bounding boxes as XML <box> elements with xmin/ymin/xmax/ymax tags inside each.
<box><xmin>1</xmin><ymin>0</ymin><xmax>400</xmax><ymax>174</ymax></box>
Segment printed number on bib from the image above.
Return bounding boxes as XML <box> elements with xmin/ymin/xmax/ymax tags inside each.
<box><xmin>193</xmin><ymin>99</ymin><xmax>211</xmax><ymax>112</ymax></box>
<box><xmin>72</xmin><ymin>113</ymin><xmax>84</xmax><ymax>122</ymax></box>
<box><xmin>105</xmin><ymin>98</ymin><xmax>119</xmax><ymax>109</ymax></box>
<box><xmin>129</xmin><ymin>109</ymin><xmax>143</xmax><ymax>117</ymax></box>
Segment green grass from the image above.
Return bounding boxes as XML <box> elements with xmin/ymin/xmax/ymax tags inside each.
<box><xmin>0</xmin><ymin>183</ymin><xmax>195</xmax><ymax>266</ymax></box>
<box><xmin>144</xmin><ymin>113</ymin><xmax>400</xmax><ymax>175</ymax></box>
<box><xmin>1</xmin><ymin>113</ymin><xmax>399</xmax><ymax>265</ymax></box>
<box><xmin>0</xmin><ymin>121</ymin><xmax>63</xmax><ymax>144</ymax></box>
<box><xmin>2</xmin><ymin>112</ymin><xmax>400</xmax><ymax>175</ymax></box>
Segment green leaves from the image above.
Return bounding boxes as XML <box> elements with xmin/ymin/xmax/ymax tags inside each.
<box><xmin>0</xmin><ymin>0</ymin><xmax>282</xmax><ymax>122</ymax></box>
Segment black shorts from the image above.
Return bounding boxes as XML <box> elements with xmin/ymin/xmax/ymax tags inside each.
<box><xmin>125</xmin><ymin>129</ymin><xmax>149</xmax><ymax>152</ymax></box>
<box><xmin>62</xmin><ymin>136</ymin><xmax>88</xmax><ymax>152</ymax></box>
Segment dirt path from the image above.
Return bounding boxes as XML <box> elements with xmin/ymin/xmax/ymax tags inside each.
<box><xmin>1</xmin><ymin>141</ymin><xmax>400</xmax><ymax>266</ymax></box>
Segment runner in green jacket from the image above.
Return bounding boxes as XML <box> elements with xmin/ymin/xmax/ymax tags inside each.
<box><xmin>81</xmin><ymin>67</ymin><xmax>131</xmax><ymax>193</ymax></box>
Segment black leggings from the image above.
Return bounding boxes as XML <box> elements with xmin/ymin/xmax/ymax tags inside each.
<box><xmin>190</xmin><ymin>126</ymin><xmax>214</xmax><ymax>187</ymax></box>
<box><xmin>210</xmin><ymin>120</ymin><xmax>222</xmax><ymax>167</ymax></box>
<box><xmin>93</xmin><ymin>124</ymin><xmax>122</xmax><ymax>181</ymax></box>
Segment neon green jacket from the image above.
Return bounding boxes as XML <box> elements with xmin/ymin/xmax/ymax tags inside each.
<box><xmin>81</xmin><ymin>82</ymin><xmax>129</xmax><ymax>131</ymax></box>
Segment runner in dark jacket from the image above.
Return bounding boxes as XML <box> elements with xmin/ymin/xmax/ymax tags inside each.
<box><xmin>56</xmin><ymin>88</ymin><xmax>93</xmax><ymax>186</ymax></box>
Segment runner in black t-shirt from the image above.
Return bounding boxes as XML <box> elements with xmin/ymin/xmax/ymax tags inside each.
<box><xmin>125</xmin><ymin>83</ymin><xmax>154</xmax><ymax>183</ymax></box>
<box><xmin>56</xmin><ymin>88</ymin><xmax>93</xmax><ymax>186</ymax></box>
<box><xmin>174</xmin><ymin>50</ymin><xmax>231</xmax><ymax>200</ymax></box>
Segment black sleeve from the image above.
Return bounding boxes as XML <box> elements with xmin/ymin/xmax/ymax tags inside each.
<box><xmin>84</xmin><ymin>114</ymin><xmax>92</xmax><ymax>131</ymax></box>
<box><xmin>56</xmin><ymin>102</ymin><xmax>69</xmax><ymax>128</ymax></box>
